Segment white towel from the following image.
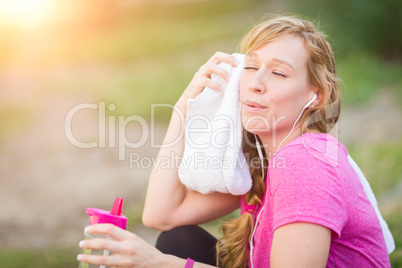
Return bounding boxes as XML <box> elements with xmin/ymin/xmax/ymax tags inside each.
<box><xmin>178</xmin><ymin>52</ymin><xmax>394</xmax><ymax>254</ymax></box>
<box><xmin>178</xmin><ymin>53</ymin><xmax>251</xmax><ymax>195</ymax></box>
<box><xmin>348</xmin><ymin>155</ymin><xmax>395</xmax><ymax>254</ymax></box>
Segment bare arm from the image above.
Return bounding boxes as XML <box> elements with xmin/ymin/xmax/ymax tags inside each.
<box><xmin>78</xmin><ymin>224</ymin><xmax>218</xmax><ymax>267</ymax></box>
<box><xmin>142</xmin><ymin>52</ymin><xmax>240</xmax><ymax>231</ymax></box>
<box><xmin>270</xmin><ymin>222</ymin><xmax>331</xmax><ymax>268</ymax></box>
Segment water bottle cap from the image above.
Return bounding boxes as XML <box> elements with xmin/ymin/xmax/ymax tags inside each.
<box><xmin>86</xmin><ymin>197</ymin><xmax>127</xmax><ymax>230</ymax></box>
<box><xmin>110</xmin><ymin>197</ymin><xmax>123</xmax><ymax>216</ymax></box>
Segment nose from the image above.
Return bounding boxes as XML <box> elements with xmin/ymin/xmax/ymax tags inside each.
<box><xmin>247</xmin><ymin>72</ymin><xmax>266</xmax><ymax>94</ymax></box>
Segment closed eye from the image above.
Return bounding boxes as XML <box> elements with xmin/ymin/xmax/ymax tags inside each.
<box><xmin>244</xmin><ymin>66</ymin><xmax>258</xmax><ymax>71</ymax></box>
<box><xmin>273</xmin><ymin>72</ymin><xmax>286</xmax><ymax>78</ymax></box>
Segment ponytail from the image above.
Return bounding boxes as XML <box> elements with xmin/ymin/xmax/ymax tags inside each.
<box><xmin>216</xmin><ymin>132</ymin><xmax>266</xmax><ymax>267</ymax></box>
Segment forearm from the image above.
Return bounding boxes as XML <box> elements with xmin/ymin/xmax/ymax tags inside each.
<box><xmin>142</xmin><ymin>103</ymin><xmax>187</xmax><ymax>229</ymax></box>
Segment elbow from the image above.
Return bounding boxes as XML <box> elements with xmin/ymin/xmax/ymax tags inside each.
<box><xmin>142</xmin><ymin>211</ymin><xmax>174</xmax><ymax>232</ymax></box>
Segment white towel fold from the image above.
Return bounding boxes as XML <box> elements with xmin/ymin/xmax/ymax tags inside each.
<box><xmin>178</xmin><ymin>53</ymin><xmax>251</xmax><ymax>195</ymax></box>
<box><xmin>178</xmin><ymin>52</ymin><xmax>394</xmax><ymax>254</ymax></box>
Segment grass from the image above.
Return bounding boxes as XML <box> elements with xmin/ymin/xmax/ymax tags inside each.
<box><xmin>0</xmin><ymin>248</ymin><xmax>80</xmax><ymax>268</ymax></box>
<box><xmin>348</xmin><ymin>140</ymin><xmax>402</xmax><ymax>197</ymax></box>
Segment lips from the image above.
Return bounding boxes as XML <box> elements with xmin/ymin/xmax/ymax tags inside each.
<box><xmin>243</xmin><ymin>100</ymin><xmax>267</xmax><ymax>112</ymax></box>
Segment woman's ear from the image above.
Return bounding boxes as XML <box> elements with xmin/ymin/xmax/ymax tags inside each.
<box><xmin>312</xmin><ymin>82</ymin><xmax>332</xmax><ymax>107</ymax></box>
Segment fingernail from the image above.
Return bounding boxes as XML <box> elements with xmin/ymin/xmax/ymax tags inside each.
<box><xmin>84</xmin><ymin>226</ymin><xmax>90</xmax><ymax>233</ymax></box>
<box><xmin>77</xmin><ymin>254</ymin><xmax>83</xmax><ymax>261</ymax></box>
<box><xmin>79</xmin><ymin>241</ymin><xmax>85</xmax><ymax>248</ymax></box>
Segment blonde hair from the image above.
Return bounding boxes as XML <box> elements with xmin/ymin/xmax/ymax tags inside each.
<box><xmin>216</xmin><ymin>14</ymin><xmax>341</xmax><ymax>267</ymax></box>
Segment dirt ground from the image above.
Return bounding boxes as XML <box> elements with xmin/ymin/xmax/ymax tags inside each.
<box><xmin>0</xmin><ymin>68</ymin><xmax>401</xmax><ymax>250</ymax></box>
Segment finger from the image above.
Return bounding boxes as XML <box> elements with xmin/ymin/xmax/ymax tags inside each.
<box><xmin>85</xmin><ymin>224</ymin><xmax>136</xmax><ymax>241</ymax></box>
<box><xmin>79</xmin><ymin>238</ymin><xmax>127</xmax><ymax>254</ymax></box>
<box><xmin>77</xmin><ymin>252</ymin><xmax>120</xmax><ymax>267</ymax></box>
<box><xmin>199</xmin><ymin>63</ymin><xmax>230</xmax><ymax>82</ymax></box>
<box><xmin>196</xmin><ymin>77</ymin><xmax>223</xmax><ymax>92</ymax></box>
<box><xmin>209</xmin><ymin>51</ymin><xmax>239</xmax><ymax>67</ymax></box>
<box><xmin>204</xmin><ymin>78</ymin><xmax>223</xmax><ymax>92</ymax></box>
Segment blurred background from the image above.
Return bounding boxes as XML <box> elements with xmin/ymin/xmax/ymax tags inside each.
<box><xmin>0</xmin><ymin>0</ymin><xmax>401</xmax><ymax>266</ymax></box>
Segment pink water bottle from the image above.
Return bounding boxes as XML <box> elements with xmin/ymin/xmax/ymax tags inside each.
<box><xmin>79</xmin><ymin>197</ymin><xmax>128</xmax><ymax>268</ymax></box>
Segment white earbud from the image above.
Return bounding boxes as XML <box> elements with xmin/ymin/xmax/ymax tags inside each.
<box><xmin>276</xmin><ymin>93</ymin><xmax>317</xmax><ymax>153</ymax></box>
<box><xmin>304</xmin><ymin>93</ymin><xmax>317</xmax><ymax>108</ymax></box>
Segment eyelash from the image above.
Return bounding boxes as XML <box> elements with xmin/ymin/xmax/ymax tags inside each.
<box><xmin>244</xmin><ymin>67</ymin><xmax>287</xmax><ymax>78</ymax></box>
<box><xmin>273</xmin><ymin>72</ymin><xmax>286</xmax><ymax>78</ymax></box>
<box><xmin>244</xmin><ymin>66</ymin><xmax>258</xmax><ymax>70</ymax></box>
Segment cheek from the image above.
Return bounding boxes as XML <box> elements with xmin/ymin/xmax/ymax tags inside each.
<box><xmin>241</xmin><ymin>108</ymin><xmax>271</xmax><ymax>133</ymax></box>
<box><xmin>238</xmin><ymin>76</ymin><xmax>248</xmax><ymax>99</ymax></box>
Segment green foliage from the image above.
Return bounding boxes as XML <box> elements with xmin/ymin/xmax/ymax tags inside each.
<box><xmin>348</xmin><ymin>140</ymin><xmax>402</xmax><ymax>196</ymax></box>
<box><xmin>39</xmin><ymin>0</ymin><xmax>264</xmax><ymax>121</ymax></box>
<box><xmin>292</xmin><ymin>0</ymin><xmax>402</xmax><ymax>60</ymax></box>
<box><xmin>34</xmin><ymin>0</ymin><xmax>402</xmax><ymax>122</ymax></box>
<box><xmin>0</xmin><ymin>248</ymin><xmax>79</xmax><ymax>268</ymax></box>
<box><xmin>338</xmin><ymin>52</ymin><xmax>402</xmax><ymax>105</ymax></box>
<box><xmin>75</xmin><ymin>0</ymin><xmax>253</xmax><ymax>64</ymax></box>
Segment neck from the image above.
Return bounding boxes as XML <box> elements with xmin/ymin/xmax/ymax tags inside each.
<box><xmin>259</xmin><ymin>127</ymin><xmax>303</xmax><ymax>161</ymax></box>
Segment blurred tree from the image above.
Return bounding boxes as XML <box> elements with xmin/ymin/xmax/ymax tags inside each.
<box><xmin>295</xmin><ymin>0</ymin><xmax>402</xmax><ymax>62</ymax></box>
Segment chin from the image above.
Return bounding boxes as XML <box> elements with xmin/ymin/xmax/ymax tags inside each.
<box><xmin>243</xmin><ymin>123</ymin><xmax>270</xmax><ymax>135</ymax></box>
<box><xmin>242</xmin><ymin>115</ymin><xmax>271</xmax><ymax>134</ymax></box>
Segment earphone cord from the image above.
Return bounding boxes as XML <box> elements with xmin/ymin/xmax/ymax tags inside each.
<box><xmin>255</xmin><ymin>137</ymin><xmax>265</xmax><ymax>180</ymax></box>
<box><xmin>250</xmin><ymin>136</ymin><xmax>264</xmax><ymax>268</ymax></box>
<box><xmin>275</xmin><ymin>104</ymin><xmax>307</xmax><ymax>154</ymax></box>
<box><xmin>249</xmin><ymin>102</ymin><xmax>312</xmax><ymax>267</ymax></box>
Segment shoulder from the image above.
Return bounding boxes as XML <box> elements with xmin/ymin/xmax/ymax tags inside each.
<box><xmin>267</xmin><ymin>133</ymin><xmax>349</xmax><ymax>235</ymax></box>
<box><xmin>271</xmin><ymin>132</ymin><xmax>348</xmax><ymax>170</ymax></box>
<box><xmin>268</xmin><ymin>133</ymin><xmax>348</xmax><ymax>197</ymax></box>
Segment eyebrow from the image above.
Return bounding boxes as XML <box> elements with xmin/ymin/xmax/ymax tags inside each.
<box><xmin>272</xmin><ymin>58</ymin><xmax>294</xmax><ymax>70</ymax></box>
<box><xmin>245</xmin><ymin>52</ymin><xmax>258</xmax><ymax>58</ymax></box>
<box><xmin>245</xmin><ymin>53</ymin><xmax>294</xmax><ymax>70</ymax></box>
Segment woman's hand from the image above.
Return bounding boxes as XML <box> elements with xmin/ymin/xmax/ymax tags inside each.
<box><xmin>77</xmin><ymin>224</ymin><xmax>169</xmax><ymax>268</ymax></box>
<box><xmin>176</xmin><ymin>52</ymin><xmax>238</xmax><ymax>115</ymax></box>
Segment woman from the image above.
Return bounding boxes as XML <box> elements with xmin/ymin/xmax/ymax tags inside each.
<box><xmin>77</xmin><ymin>15</ymin><xmax>391</xmax><ymax>267</ymax></box>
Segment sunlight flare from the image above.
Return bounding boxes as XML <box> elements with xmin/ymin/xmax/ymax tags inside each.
<box><xmin>0</xmin><ymin>0</ymin><xmax>53</xmax><ymax>28</ymax></box>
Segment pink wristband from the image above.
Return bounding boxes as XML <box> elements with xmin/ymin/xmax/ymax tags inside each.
<box><xmin>185</xmin><ymin>258</ymin><xmax>195</xmax><ymax>268</ymax></box>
